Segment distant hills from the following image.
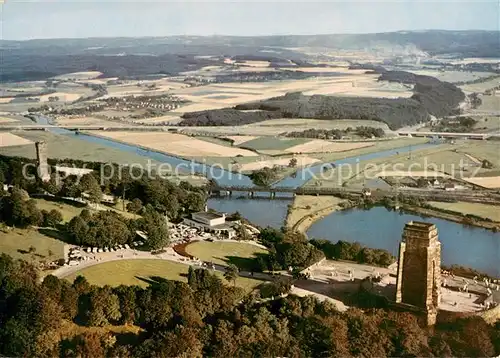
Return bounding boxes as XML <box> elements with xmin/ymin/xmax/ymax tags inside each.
<box><xmin>2</xmin><ymin>30</ymin><xmax>499</xmax><ymax>57</ymax></box>
<box><xmin>1</xmin><ymin>30</ymin><xmax>498</xmax><ymax>82</ymax></box>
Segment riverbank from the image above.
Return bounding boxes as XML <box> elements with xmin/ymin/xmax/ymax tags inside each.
<box><xmin>286</xmin><ymin>195</ymin><xmax>347</xmax><ymax>233</ymax></box>
<box><xmin>401</xmin><ymin>204</ymin><xmax>500</xmax><ymax>231</ymax></box>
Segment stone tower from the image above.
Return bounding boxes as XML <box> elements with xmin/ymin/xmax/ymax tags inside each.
<box><xmin>395</xmin><ymin>221</ymin><xmax>441</xmax><ymax>325</ymax></box>
<box><xmin>35</xmin><ymin>141</ymin><xmax>50</xmax><ymax>182</ymax></box>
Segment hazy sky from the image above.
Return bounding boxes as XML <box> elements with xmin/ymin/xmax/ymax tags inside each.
<box><xmin>1</xmin><ymin>0</ymin><xmax>499</xmax><ymax>40</ymax></box>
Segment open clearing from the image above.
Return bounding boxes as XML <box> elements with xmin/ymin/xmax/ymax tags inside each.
<box><xmin>92</xmin><ymin>131</ymin><xmax>258</xmax><ymax>157</ymax></box>
<box><xmin>34</xmin><ymin>198</ymin><xmax>85</xmax><ymax>222</ymax></box>
<box><xmin>53</xmin><ymin>71</ymin><xmax>103</xmax><ymax>80</ymax></box>
<box><xmin>38</xmin><ymin>92</ymin><xmax>81</xmax><ymax>103</ymax></box>
<box><xmin>428</xmin><ymin>201</ymin><xmax>500</xmax><ymax>222</ymax></box>
<box><xmin>285</xmin><ymin>140</ymin><xmax>373</xmax><ymax>154</ymax></box>
<box><xmin>473</xmin><ymin>95</ymin><xmax>500</xmax><ymax>113</ymax></box>
<box><xmin>460</xmin><ymin>78</ymin><xmax>500</xmax><ymax>93</ymax></box>
<box><xmin>0</xmin><ymin>132</ymin><xmax>34</xmax><ymax>147</ymax></box>
<box><xmin>0</xmin><ymin>227</ymin><xmax>65</xmax><ymax>263</ymax></box>
<box><xmin>238</xmin><ymin>156</ymin><xmax>319</xmax><ymax>172</ymax></box>
<box><xmin>63</xmin><ymin>259</ymin><xmax>262</xmax><ymax>291</ymax></box>
<box><xmin>408</xmin><ymin>70</ymin><xmax>497</xmax><ymax>84</ymax></box>
<box><xmin>0</xmin><ymin>116</ymin><xmax>19</xmax><ymax>123</ymax></box>
<box><xmin>185</xmin><ymin>241</ymin><xmax>267</xmax><ymax>269</ymax></box>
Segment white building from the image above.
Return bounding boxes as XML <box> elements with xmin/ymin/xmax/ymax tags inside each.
<box><xmin>183</xmin><ymin>211</ymin><xmax>236</xmax><ymax>239</ymax></box>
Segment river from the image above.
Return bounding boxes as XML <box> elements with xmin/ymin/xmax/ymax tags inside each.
<box><xmin>307</xmin><ymin>207</ymin><xmax>499</xmax><ymax>276</ymax></box>
<box><xmin>37</xmin><ymin>116</ymin><xmax>500</xmax><ymax>274</ymax></box>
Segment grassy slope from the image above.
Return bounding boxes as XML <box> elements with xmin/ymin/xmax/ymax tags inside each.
<box><xmin>237</xmin><ymin>137</ymin><xmax>309</xmax><ymax>151</ymax></box>
<box><xmin>428</xmin><ymin>201</ymin><xmax>500</xmax><ymax>222</ymax></box>
<box><xmin>0</xmin><ymin>227</ymin><xmax>65</xmax><ymax>263</ymax></box>
<box><xmin>185</xmin><ymin>241</ymin><xmax>267</xmax><ymax>269</ymax></box>
<box><xmin>63</xmin><ymin>259</ymin><xmax>263</xmax><ymax>291</ymax></box>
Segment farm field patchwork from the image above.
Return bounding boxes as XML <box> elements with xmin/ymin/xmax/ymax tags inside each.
<box><xmin>55</xmin><ymin>116</ymin><xmax>131</xmax><ymax>127</ymax></box>
<box><xmin>408</xmin><ymin>70</ymin><xmax>497</xmax><ymax>84</ymax></box>
<box><xmin>180</xmin><ymin>118</ymin><xmax>391</xmax><ymax>137</ymax></box>
<box><xmin>171</xmin><ymin>70</ymin><xmax>413</xmax><ymax>114</ymax></box>
<box><xmin>92</xmin><ymin>131</ymin><xmax>259</xmax><ymax>157</ymax></box>
<box><xmin>285</xmin><ymin>140</ymin><xmax>373</xmax><ymax>154</ymax></box>
<box><xmin>460</xmin><ymin>77</ymin><xmax>500</xmax><ymax>93</ymax></box>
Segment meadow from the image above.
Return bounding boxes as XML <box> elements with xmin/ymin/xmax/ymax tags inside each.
<box><xmin>185</xmin><ymin>241</ymin><xmax>267</xmax><ymax>269</ymax></box>
<box><xmin>63</xmin><ymin>259</ymin><xmax>263</xmax><ymax>291</ymax></box>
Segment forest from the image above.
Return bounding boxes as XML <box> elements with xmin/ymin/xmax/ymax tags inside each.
<box><xmin>179</xmin><ymin>108</ymin><xmax>281</xmax><ymax>126</ymax></box>
<box><xmin>0</xmin><ymin>253</ymin><xmax>498</xmax><ymax>357</ymax></box>
<box><xmin>178</xmin><ymin>70</ymin><xmax>464</xmax><ymax>129</ymax></box>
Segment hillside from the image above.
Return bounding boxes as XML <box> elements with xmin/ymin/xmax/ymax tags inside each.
<box><xmin>179</xmin><ymin>70</ymin><xmax>465</xmax><ymax>129</ymax></box>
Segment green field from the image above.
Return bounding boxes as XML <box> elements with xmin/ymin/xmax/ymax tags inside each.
<box><xmin>309</xmin><ymin>137</ymin><xmax>428</xmax><ymax>162</ymax></box>
<box><xmin>428</xmin><ymin>201</ymin><xmax>500</xmax><ymax>222</ymax></box>
<box><xmin>64</xmin><ymin>259</ymin><xmax>263</xmax><ymax>291</ymax></box>
<box><xmin>476</xmin><ymin>95</ymin><xmax>500</xmax><ymax>112</ymax></box>
<box><xmin>185</xmin><ymin>241</ymin><xmax>268</xmax><ymax>270</ymax></box>
<box><xmin>35</xmin><ymin>198</ymin><xmax>85</xmax><ymax>222</ymax></box>
<box><xmin>0</xmin><ymin>227</ymin><xmax>65</xmax><ymax>263</ymax></box>
<box><xmin>237</xmin><ymin>137</ymin><xmax>309</xmax><ymax>151</ymax></box>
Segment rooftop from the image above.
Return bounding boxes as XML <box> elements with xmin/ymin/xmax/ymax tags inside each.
<box><xmin>192</xmin><ymin>211</ymin><xmax>224</xmax><ymax>221</ymax></box>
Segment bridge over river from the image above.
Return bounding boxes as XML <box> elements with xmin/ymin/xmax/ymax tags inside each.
<box><xmin>211</xmin><ymin>185</ymin><xmax>500</xmax><ymax>203</ymax></box>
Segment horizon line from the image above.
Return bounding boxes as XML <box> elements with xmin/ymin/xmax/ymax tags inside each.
<box><xmin>2</xmin><ymin>28</ymin><xmax>498</xmax><ymax>42</ymax></box>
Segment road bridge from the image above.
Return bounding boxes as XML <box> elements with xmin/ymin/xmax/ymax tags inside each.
<box><xmin>210</xmin><ymin>185</ymin><xmax>500</xmax><ymax>203</ymax></box>
<box><xmin>396</xmin><ymin>130</ymin><xmax>500</xmax><ymax>140</ymax></box>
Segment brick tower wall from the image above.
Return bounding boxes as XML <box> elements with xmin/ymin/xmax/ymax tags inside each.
<box><xmin>397</xmin><ymin>222</ymin><xmax>441</xmax><ymax>316</ymax></box>
<box><xmin>35</xmin><ymin>141</ymin><xmax>50</xmax><ymax>181</ymax></box>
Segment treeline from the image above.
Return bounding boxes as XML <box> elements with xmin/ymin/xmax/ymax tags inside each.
<box><xmin>0</xmin><ymin>155</ymin><xmax>207</xmax><ymax>220</ymax></box>
<box><xmin>235</xmin><ymin>91</ymin><xmax>430</xmax><ymax>129</ymax></box>
<box><xmin>0</xmin><ymin>52</ymin><xmax>220</xmax><ymax>82</ymax></box>
<box><xmin>0</xmin><ymin>187</ymin><xmax>63</xmax><ymax>229</ymax></box>
<box><xmin>378</xmin><ymin>71</ymin><xmax>465</xmax><ymax>119</ymax></box>
<box><xmin>310</xmin><ymin>239</ymin><xmax>394</xmax><ymax>267</ymax></box>
<box><xmin>248</xmin><ymin>166</ymin><xmax>281</xmax><ymax>186</ymax></box>
<box><xmin>286</xmin><ymin>126</ymin><xmax>385</xmax><ymax>139</ymax></box>
<box><xmin>179</xmin><ymin>108</ymin><xmax>281</xmax><ymax>126</ymax></box>
<box><xmin>432</xmin><ymin>116</ymin><xmax>478</xmax><ymax>133</ymax></box>
<box><xmin>0</xmin><ymin>254</ymin><xmax>498</xmax><ymax>357</ymax></box>
<box><xmin>67</xmin><ymin>205</ymin><xmax>169</xmax><ymax>249</ymax></box>
<box><xmin>255</xmin><ymin>228</ymin><xmax>325</xmax><ymax>271</ymax></box>
<box><xmin>213</xmin><ymin>70</ymin><xmax>336</xmax><ymax>83</ymax></box>
<box><xmin>254</xmin><ymin>228</ymin><xmax>394</xmax><ymax>270</ymax></box>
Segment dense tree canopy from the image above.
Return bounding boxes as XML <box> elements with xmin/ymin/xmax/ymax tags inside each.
<box><xmin>0</xmin><ymin>254</ymin><xmax>498</xmax><ymax>357</ymax></box>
